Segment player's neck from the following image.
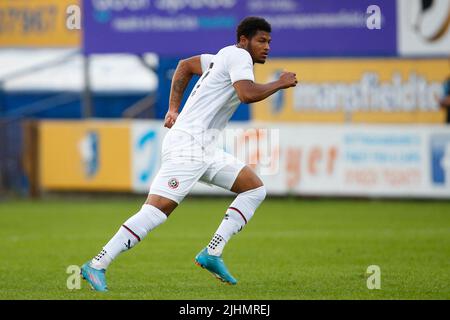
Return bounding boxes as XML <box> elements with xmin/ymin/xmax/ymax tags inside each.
<box><xmin>235</xmin><ymin>44</ymin><xmax>255</xmax><ymax>65</ymax></box>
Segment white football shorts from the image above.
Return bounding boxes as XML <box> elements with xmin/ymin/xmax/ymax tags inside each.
<box><xmin>149</xmin><ymin>129</ymin><xmax>246</xmax><ymax>204</ymax></box>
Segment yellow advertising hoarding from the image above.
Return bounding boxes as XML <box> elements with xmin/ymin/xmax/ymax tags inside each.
<box><xmin>39</xmin><ymin>121</ymin><xmax>132</xmax><ymax>191</ymax></box>
<box><xmin>253</xmin><ymin>59</ymin><xmax>449</xmax><ymax>123</ymax></box>
<box><xmin>0</xmin><ymin>0</ymin><xmax>80</xmax><ymax>47</ymax></box>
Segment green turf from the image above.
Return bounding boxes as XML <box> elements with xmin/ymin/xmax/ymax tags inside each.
<box><xmin>0</xmin><ymin>197</ymin><xmax>449</xmax><ymax>300</ymax></box>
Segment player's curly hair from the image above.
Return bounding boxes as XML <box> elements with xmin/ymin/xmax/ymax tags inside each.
<box><xmin>236</xmin><ymin>16</ymin><xmax>271</xmax><ymax>43</ymax></box>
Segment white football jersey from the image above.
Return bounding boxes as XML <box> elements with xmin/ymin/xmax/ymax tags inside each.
<box><xmin>171</xmin><ymin>45</ymin><xmax>254</xmax><ymax>147</ymax></box>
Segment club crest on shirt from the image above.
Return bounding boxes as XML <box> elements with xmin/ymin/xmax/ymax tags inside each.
<box><xmin>168</xmin><ymin>178</ymin><xmax>179</xmax><ymax>189</ymax></box>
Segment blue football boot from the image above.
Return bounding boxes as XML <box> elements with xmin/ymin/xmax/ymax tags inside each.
<box><xmin>81</xmin><ymin>261</ymin><xmax>108</xmax><ymax>292</ymax></box>
<box><xmin>195</xmin><ymin>248</ymin><xmax>237</xmax><ymax>285</ymax></box>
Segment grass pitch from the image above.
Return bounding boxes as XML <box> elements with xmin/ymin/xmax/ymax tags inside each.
<box><xmin>0</xmin><ymin>197</ymin><xmax>449</xmax><ymax>300</ymax></box>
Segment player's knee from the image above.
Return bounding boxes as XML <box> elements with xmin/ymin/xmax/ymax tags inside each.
<box><xmin>247</xmin><ymin>185</ymin><xmax>266</xmax><ymax>204</ymax></box>
<box><xmin>256</xmin><ymin>185</ymin><xmax>267</xmax><ymax>203</ymax></box>
<box><xmin>145</xmin><ymin>194</ymin><xmax>178</xmax><ymax>216</ymax></box>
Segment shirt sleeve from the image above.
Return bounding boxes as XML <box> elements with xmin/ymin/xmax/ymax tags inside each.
<box><xmin>200</xmin><ymin>54</ymin><xmax>214</xmax><ymax>73</ymax></box>
<box><xmin>227</xmin><ymin>49</ymin><xmax>255</xmax><ymax>84</ymax></box>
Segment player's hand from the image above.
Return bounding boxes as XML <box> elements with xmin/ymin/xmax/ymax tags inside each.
<box><xmin>164</xmin><ymin>110</ymin><xmax>178</xmax><ymax>128</ymax></box>
<box><xmin>278</xmin><ymin>71</ymin><xmax>298</xmax><ymax>89</ymax></box>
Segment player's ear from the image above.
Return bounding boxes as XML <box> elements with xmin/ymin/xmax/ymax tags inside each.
<box><xmin>239</xmin><ymin>35</ymin><xmax>249</xmax><ymax>46</ymax></box>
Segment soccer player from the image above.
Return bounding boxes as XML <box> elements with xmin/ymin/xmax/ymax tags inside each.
<box><xmin>81</xmin><ymin>16</ymin><xmax>297</xmax><ymax>291</ymax></box>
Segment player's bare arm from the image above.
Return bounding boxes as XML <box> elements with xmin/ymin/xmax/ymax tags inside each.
<box><xmin>164</xmin><ymin>55</ymin><xmax>203</xmax><ymax>128</ymax></box>
<box><xmin>233</xmin><ymin>71</ymin><xmax>297</xmax><ymax>104</ymax></box>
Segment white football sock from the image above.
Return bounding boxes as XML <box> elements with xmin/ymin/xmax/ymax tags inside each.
<box><xmin>91</xmin><ymin>204</ymin><xmax>167</xmax><ymax>270</ymax></box>
<box><xmin>207</xmin><ymin>186</ymin><xmax>266</xmax><ymax>256</ymax></box>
